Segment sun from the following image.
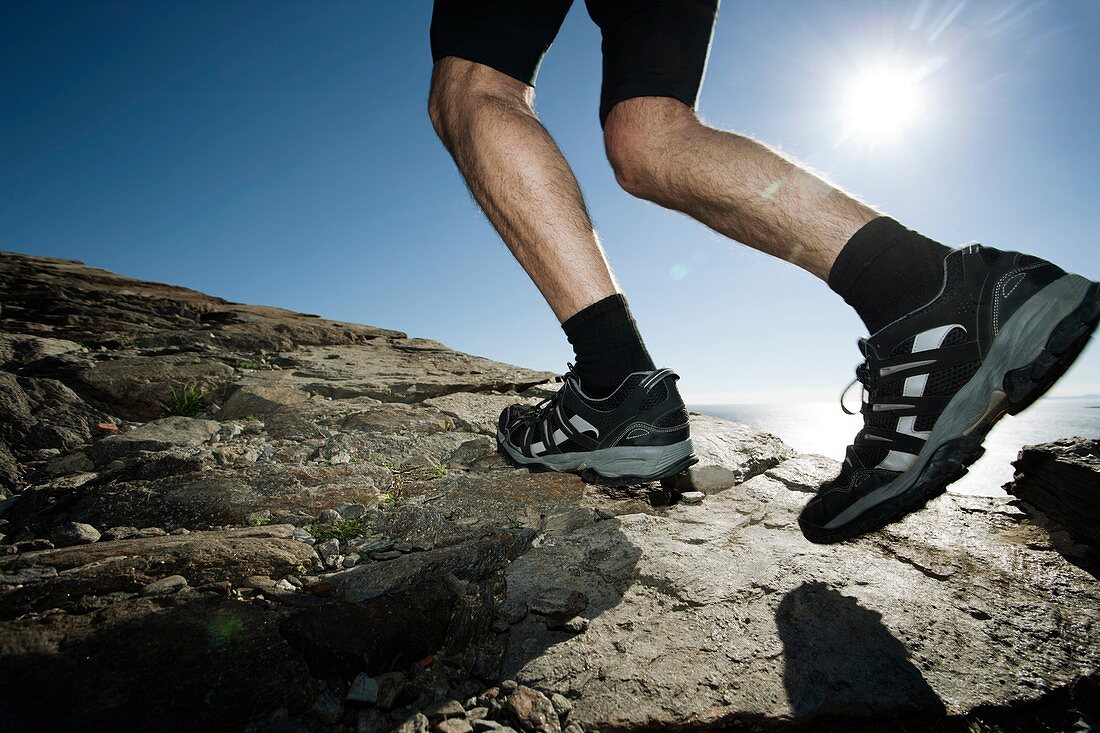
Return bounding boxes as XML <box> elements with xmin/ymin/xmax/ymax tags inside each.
<box><xmin>840</xmin><ymin>66</ymin><xmax>925</xmax><ymax>146</ymax></box>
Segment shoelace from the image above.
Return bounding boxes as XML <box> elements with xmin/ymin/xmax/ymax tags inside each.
<box><xmin>839</xmin><ymin>339</ymin><xmax>874</xmax><ymax>416</ymax></box>
<box><xmin>517</xmin><ymin>363</ymin><xmax>578</xmax><ymax>428</ymax></box>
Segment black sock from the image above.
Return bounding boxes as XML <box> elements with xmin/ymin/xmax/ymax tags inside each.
<box><xmin>829</xmin><ymin>217</ymin><xmax>952</xmax><ymax>333</ymax></box>
<box><xmin>562</xmin><ymin>294</ymin><xmax>655</xmax><ymax>397</ymax></box>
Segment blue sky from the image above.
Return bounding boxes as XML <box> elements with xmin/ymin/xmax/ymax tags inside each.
<box><xmin>2</xmin><ymin>0</ymin><xmax>1098</xmax><ymax>403</ymax></box>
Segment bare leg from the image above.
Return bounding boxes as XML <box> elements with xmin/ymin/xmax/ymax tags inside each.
<box><xmin>429</xmin><ymin>57</ymin><xmax>619</xmax><ymax>322</ymax></box>
<box><xmin>604</xmin><ymin>96</ymin><xmax>878</xmax><ymax>282</ymax></box>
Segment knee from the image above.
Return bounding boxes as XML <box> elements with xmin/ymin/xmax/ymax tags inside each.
<box><xmin>603</xmin><ymin>97</ymin><xmax>698</xmax><ymax>199</ymax></box>
<box><xmin>428</xmin><ymin>57</ymin><xmax>532</xmax><ymax>148</ymax></box>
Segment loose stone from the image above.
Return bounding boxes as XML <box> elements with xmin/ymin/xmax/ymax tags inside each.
<box><xmin>49</xmin><ymin>521</ymin><xmax>100</xmax><ymax>547</ymax></box>
<box><xmin>392</xmin><ymin>713</ymin><xmax>429</xmax><ymax>733</ymax></box>
<box><xmin>550</xmin><ymin>693</ymin><xmax>572</xmax><ymax>720</ymax></box>
<box><xmin>341</xmin><ymin>503</ymin><xmax>368</xmax><ymax>520</ymax></box>
<box><xmin>141</xmin><ymin>575</ymin><xmax>188</xmax><ymax>595</ymax></box>
<box><xmin>422</xmin><ymin>697</ymin><xmax>464</xmax><ymax>720</ymax></box>
<box><xmin>346</xmin><ymin>672</ymin><xmax>380</xmax><ymax>704</ymax></box>
<box><xmin>437</xmin><ymin>720</ymin><xmax>473</xmax><ymax>733</ymax></box>
<box><xmin>505</xmin><ymin>686</ymin><xmax>560</xmax><ymax>733</ymax></box>
<box><xmin>315</xmin><ymin>538</ymin><xmax>340</xmax><ymax>558</ymax></box>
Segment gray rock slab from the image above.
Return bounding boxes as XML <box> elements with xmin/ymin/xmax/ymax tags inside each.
<box><xmin>764</xmin><ymin>454</ymin><xmax>840</xmax><ymax>493</ymax></box>
<box><xmin>284</xmin><ymin>342</ymin><xmax>555</xmax><ymax>404</ymax></box>
<box><xmin>0</xmin><ymin>333</ymin><xmax>83</xmax><ymax>370</ymax></box>
<box><xmin>88</xmin><ymin>416</ymin><xmax>221</xmax><ymax>463</ymax></box>
<box><xmin>219</xmin><ymin>383</ymin><xmax>310</xmax><ymax>419</ymax></box>
<box><xmin>71</xmin><ymin>355</ymin><xmax>235</xmax><ymax>420</ymax></box>
<box><xmin>500</xmin><ymin>471</ymin><xmax>1100</xmax><ymax>730</ymax></box>
<box><xmin>422</xmin><ymin>392</ymin><xmax>543</xmax><ymax>435</ymax></box>
<box><xmin>665</xmin><ymin>414</ymin><xmax>795</xmax><ymax>493</ymax></box>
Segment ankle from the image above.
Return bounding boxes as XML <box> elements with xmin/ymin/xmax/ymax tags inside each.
<box><xmin>563</xmin><ymin>294</ymin><xmax>655</xmax><ymax>397</ymax></box>
<box><xmin>829</xmin><ymin>217</ymin><xmax>951</xmax><ymax>333</ymax></box>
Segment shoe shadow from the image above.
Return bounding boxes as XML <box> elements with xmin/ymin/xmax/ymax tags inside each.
<box><xmin>776</xmin><ymin>581</ymin><xmax>947</xmax><ymax>723</ymax></box>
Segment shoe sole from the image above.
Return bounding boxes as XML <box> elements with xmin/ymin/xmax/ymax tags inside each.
<box><xmin>497</xmin><ymin>430</ymin><xmax>697</xmax><ymax>487</ymax></box>
<box><xmin>802</xmin><ymin>273</ymin><xmax>1100</xmax><ymax>544</ymax></box>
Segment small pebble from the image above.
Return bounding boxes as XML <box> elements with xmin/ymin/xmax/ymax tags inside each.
<box><xmin>49</xmin><ymin>522</ymin><xmax>100</xmax><ymax>547</ymax></box>
<box><xmin>422</xmin><ymin>697</ymin><xmax>463</xmax><ymax>720</ymax></box>
<box><xmin>346</xmin><ymin>672</ymin><xmax>380</xmax><ymax>704</ymax></box>
<box><xmin>343</xmin><ymin>553</ymin><xmax>361</xmax><ymax>568</ymax></box>
<box><xmin>559</xmin><ymin>616</ymin><xmax>589</xmax><ymax>633</ymax></box>
<box><xmin>680</xmin><ymin>491</ymin><xmax>705</xmax><ymax>504</ymax></box>
<box><xmin>471</xmin><ymin>722</ymin><xmax>502</xmax><ymax>732</ymax></box>
<box><xmin>550</xmin><ymin>693</ymin><xmax>573</xmax><ymax>719</ymax></box>
<box><xmin>341</xmin><ymin>503</ymin><xmax>368</xmax><ymax>520</ymax></box>
<box><xmin>316</xmin><ymin>538</ymin><xmax>341</xmax><ymax>558</ymax></box>
<box><xmin>318</xmin><ymin>509</ymin><xmax>342</xmax><ymax>525</ymax></box>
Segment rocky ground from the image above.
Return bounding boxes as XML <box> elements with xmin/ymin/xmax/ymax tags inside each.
<box><xmin>0</xmin><ymin>250</ymin><xmax>1097</xmax><ymax>733</ymax></box>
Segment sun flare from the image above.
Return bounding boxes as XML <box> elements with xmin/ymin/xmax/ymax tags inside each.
<box><xmin>840</xmin><ymin>66</ymin><xmax>925</xmax><ymax>145</ymax></box>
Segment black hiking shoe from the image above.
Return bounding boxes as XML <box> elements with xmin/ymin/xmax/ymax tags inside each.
<box><xmin>800</xmin><ymin>244</ymin><xmax>1100</xmax><ymax>544</ymax></box>
<box><xmin>497</xmin><ymin>366</ymin><xmax>697</xmax><ymax>485</ymax></box>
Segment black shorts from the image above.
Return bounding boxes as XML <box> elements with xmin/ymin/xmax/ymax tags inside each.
<box><xmin>430</xmin><ymin>0</ymin><xmax>720</xmax><ymax>126</ymax></box>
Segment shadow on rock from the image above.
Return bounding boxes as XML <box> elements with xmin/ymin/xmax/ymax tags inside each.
<box><xmin>0</xmin><ymin>593</ymin><xmax>317</xmax><ymax>733</ymax></box>
<box><xmin>776</xmin><ymin>581</ymin><xmax>946</xmax><ymax>723</ymax></box>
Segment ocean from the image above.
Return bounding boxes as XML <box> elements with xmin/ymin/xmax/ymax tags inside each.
<box><xmin>692</xmin><ymin>397</ymin><xmax>1100</xmax><ymax>496</ymax></box>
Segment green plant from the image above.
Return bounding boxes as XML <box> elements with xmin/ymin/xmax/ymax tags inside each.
<box><xmin>247</xmin><ymin>515</ymin><xmax>273</xmax><ymax>527</ymax></box>
<box><xmin>232</xmin><ymin>358</ymin><xmax>264</xmax><ymax>370</ymax></box>
<box><xmin>159</xmin><ymin>383</ymin><xmax>206</xmax><ymax>417</ymax></box>
<box><xmin>306</xmin><ymin>517</ymin><xmax>372</xmax><ymax>543</ymax></box>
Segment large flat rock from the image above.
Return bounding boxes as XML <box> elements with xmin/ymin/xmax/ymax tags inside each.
<box><xmin>501</xmin><ymin>470</ymin><xmax>1100</xmax><ymax>730</ymax></box>
<box><xmin>280</xmin><ymin>342</ymin><xmax>555</xmax><ymax>404</ymax></box>
<box><xmin>0</xmin><ymin>250</ymin><xmax>401</xmax><ymax>350</ymax></box>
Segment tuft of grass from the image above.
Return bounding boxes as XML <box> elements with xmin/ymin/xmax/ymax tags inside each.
<box><xmin>247</xmin><ymin>515</ymin><xmax>274</xmax><ymax>527</ymax></box>
<box><xmin>306</xmin><ymin>517</ymin><xmax>372</xmax><ymax>543</ymax></box>
<box><xmin>232</xmin><ymin>357</ymin><xmax>264</xmax><ymax>370</ymax></box>
<box><xmin>159</xmin><ymin>383</ymin><xmax>206</xmax><ymax>417</ymax></box>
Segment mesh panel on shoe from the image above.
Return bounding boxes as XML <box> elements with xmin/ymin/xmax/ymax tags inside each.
<box><xmin>855</xmin><ymin>446</ymin><xmax>890</xmax><ymax>469</ymax></box>
<box><xmin>640</xmin><ymin>382</ymin><xmax>668</xmax><ymax>410</ymax></box>
<box><xmin>864</xmin><ymin>414</ymin><xmax>896</xmax><ymax>429</ymax></box>
<box><xmin>655</xmin><ymin>407</ymin><xmax>689</xmax><ymax>428</ymax></box>
<box><xmin>889</xmin><ymin>336</ymin><xmax>916</xmax><ymax>357</ymax></box>
<box><xmin>941</xmin><ymin>327</ymin><xmax>968</xmax><ymax>347</ymax></box>
<box><xmin>876</xmin><ymin>378</ymin><xmax>904</xmax><ymax>397</ymax></box>
<box><xmin>585</xmin><ymin>374</ymin><xmax>647</xmax><ymax>411</ymax></box>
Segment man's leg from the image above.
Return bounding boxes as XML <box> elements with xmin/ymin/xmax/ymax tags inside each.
<box><xmin>603</xmin><ymin>98</ymin><xmax>950</xmax><ymax>333</ymax></box>
<box><xmin>428</xmin><ymin>57</ymin><xmax>657</xmax><ymax>397</ymax></box>
<box><xmin>605</xmin><ymin>98</ymin><xmax>875</xmax><ymax>282</ymax></box>
<box><xmin>429</xmin><ymin>57</ymin><xmax>617</xmax><ymax>324</ymax></box>
<box><xmin>590</xmin><ymin>1</ymin><xmax>1099</xmax><ymax>539</ymax></box>
<box><xmin>427</xmin><ymin>2</ymin><xmax>695</xmax><ymax>484</ymax></box>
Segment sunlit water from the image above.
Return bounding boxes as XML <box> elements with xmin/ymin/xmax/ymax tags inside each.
<box><xmin>692</xmin><ymin>398</ymin><xmax>1100</xmax><ymax>497</ymax></box>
